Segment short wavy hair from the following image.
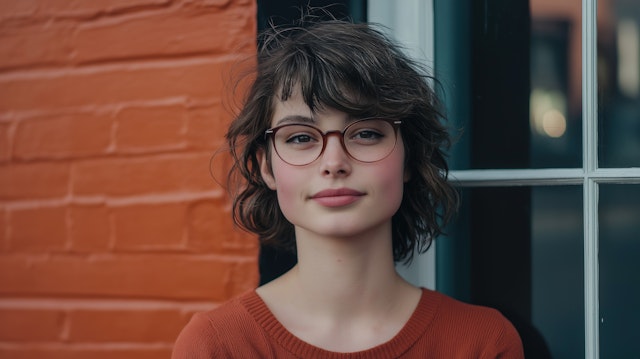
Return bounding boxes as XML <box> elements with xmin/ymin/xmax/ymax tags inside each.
<box><xmin>226</xmin><ymin>18</ymin><xmax>458</xmax><ymax>264</ymax></box>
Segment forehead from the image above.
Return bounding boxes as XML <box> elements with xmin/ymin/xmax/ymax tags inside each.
<box><xmin>271</xmin><ymin>86</ymin><xmax>351</xmax><ymax>127</ymax></box>
<box><xmin>272</xmin><ymin>87</ymin><xmax>311</xmax><ymax>118</ymax></box>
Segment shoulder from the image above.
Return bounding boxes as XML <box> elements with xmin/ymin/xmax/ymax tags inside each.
<box><xmin>422</xmin><ymin>289</ymin><xmax>525</xmax><ymax>358</ymax></box>
<box><xmin>432</xmin><ymin>289</ymin><xmax>507</xmax><ymax>323</ymax></box>
<box><xmin>171</xmin><ymin>291</ymin><xmax>257</xmax><ymax>359</ymax></box>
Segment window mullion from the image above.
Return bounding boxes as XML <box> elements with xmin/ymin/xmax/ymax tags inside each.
<box><xmin>450</xmin><ymin>168</ymin><xmax>584</xmax><ymax>186</ymax></box>
<box><xmin>371</xmin><ymin>0</ymin><xmax>437</xmax><ymax>290</ymax></box>
<box><xmin>582</xmin><ymin>0</ymin><xmax>599</xmax><ymax>358</ymax></box>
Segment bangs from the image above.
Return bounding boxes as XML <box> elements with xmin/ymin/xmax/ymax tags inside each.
<box><xmin>276</xmin><ymin>51</ymin><xmax>378</xmax><ymax>117</ymax></box>
<box><xmin>260</xmin><ymin>24</ymin><xmax>393</xmax><ymax>118</ymax></box>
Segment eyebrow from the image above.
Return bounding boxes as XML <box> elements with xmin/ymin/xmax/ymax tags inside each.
<box><xmin>273</xmin><ymin>115</ymin><xmax>315</xmax><ymax>126</ymax></box>
<box><xmin>273</xmin><ymin>114</ymin><xmax>361</xmax><ymax>127</ymax></box>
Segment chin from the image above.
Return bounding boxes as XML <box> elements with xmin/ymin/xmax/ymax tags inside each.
<box><xmin>310</xmin><ymin>219</ymin><xmax>391</xmax><ymax>239</ymax></box>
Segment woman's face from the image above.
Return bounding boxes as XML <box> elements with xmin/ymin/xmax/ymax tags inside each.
<box><xmin>259</xmin><ymin>88</ymin><xmax>408</xmax><ymax>241</ymax></box>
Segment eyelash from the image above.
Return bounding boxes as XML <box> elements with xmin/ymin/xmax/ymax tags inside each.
<box><xmin>286</xmin><ymin>134</ymin><xmax>317</xmax><ymax>143</ymax></box>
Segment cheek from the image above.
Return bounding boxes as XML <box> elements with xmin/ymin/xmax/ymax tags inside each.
<box><xmin>270</xmin><ymin>161</ymin><xmax>303</xmax><ymax>214</ymax></box>
<box><xmin>371</xmin><ymin>149</ymin><xmax>406</xmax><ymax>210</ymax></box>
<box><xmin>380</xmin><ymin>161</ymin><xmax>406</xmax><ymax>203</ymax></box>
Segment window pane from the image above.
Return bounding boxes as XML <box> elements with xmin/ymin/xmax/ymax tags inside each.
<box><xmin>531</xmin><ymin>186</ymin><xmax>584</xmax><ymax>359</ymax></box>
<box><xmin>598</xmin><ymin>1</ymin><xmax>640</xmax><ymax>168</ymax></box>
<box><xmin>530</xmin><ymin>0</ymin><xmax>583</xmax><ymax>168</ymax></box>
<box><xmin>437</xmin><ymin>0</ymin><xmax>582</xmax><ymax>170</ymax></box>
<box><xmin>437</xmin><ymin>185</ymin><xmax>584</xmax><ymax>359</ymax></box>
<box><xmin>599</xmin><ymin>184</ymin><xmax>640</xmax><ymax>357</ymax></box>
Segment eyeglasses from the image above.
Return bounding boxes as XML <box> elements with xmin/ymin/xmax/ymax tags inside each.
<box><xmin>265</xmin><ymin>118</ymin><xmax>402</xmax><ymax>166</ymax></box>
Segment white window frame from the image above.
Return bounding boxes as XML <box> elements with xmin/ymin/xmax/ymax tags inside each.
<box><xmin>368</xmin><ymin>0</ymin><xmax>437</xmax><ymax>290</ymax></box>
<box><xmin>370</xmin><ymin>1</ymin><xmax>640</xmax><ymax>358</ymax></box>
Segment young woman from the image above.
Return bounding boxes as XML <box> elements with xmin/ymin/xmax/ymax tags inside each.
<box><xmin>172</xmin><ymin>18</ymin><xmax>524</xmax><ymax>358</ymax></box>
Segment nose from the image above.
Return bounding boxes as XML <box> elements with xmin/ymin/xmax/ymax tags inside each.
<box><xmin>318</xmin><ymin>132</ymin><xmax>352</xmax><ymax>176</ymax></box>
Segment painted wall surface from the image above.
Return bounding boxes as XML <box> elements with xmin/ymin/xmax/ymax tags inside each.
<box><xmin>0</xmin><ymin>0</ymin><xmax>259</xmax><ymax>357</ymax></box>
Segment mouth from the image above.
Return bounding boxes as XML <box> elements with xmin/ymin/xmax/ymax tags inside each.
<box><xmin>310</xmin><ymin>188</ymin><xmax>365</xmax><ymax>207</ymax></box>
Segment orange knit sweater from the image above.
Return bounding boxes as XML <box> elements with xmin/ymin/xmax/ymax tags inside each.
<box><xmin>172</xmin><ymin>288</ymin><xmax>524</xmax><ymax>358</ymax></box>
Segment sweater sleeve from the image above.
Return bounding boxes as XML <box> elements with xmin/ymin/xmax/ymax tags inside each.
<box><xmin>172</xmin><ymin>312</ymin><xmax>222</xmax><ymax>359</ymax></box>
<box><xmin>492</xmin><ymin>315</ymin><xmax>526</xmax><ymax>359</ymax></box>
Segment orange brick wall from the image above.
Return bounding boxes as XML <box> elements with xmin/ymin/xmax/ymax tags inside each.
<box><xmin>0</xmin><ymin>0</ymin><xmax>259</xmax><ymax>358</ymax></box>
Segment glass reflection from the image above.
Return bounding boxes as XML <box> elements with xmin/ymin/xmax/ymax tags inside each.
<box><xmin>439</xmin><ymin>0</ymin><xmax>585</xmax><ymax>170</ymax></box>
<box><xmin>438</xmin><ymin>185</ymin><xmax>584</xmax><ymax>358</ymax></box>
<box><xmin>531</xmin><ymin>186</ymin><xmax>584</xmax><ymax>359</ymax></box>
<box><xmin>599</xmin><ymin>184</ymin><xmax>640</xmax><ymax>357</ymax></box>
<box><xmin>598</xmin><ymin>0</ymin><xmax>640</xmax><ymax>168</ymax></box>
<box><xmin>530</xmin><ymin>0</ymin><xmax>583</xmax><ymax>168</ymax></box>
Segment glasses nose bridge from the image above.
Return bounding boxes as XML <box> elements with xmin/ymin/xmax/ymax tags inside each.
<box><xmin>320</xmin><ymin>129</ymin><xmax>350</xmax><ymax>157</ymax></box>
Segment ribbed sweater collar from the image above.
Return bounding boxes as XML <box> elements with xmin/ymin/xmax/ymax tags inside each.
<box><xmin>240</xmin><ymin>288</ymin><xmax>441</xmax><ymax>358</ymax></box>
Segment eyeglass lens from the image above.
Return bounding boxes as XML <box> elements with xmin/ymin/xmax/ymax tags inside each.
<box><xmin>269</xmin><ymin>119</ymin><xmax>399</xmax><ymax>166</ymax></box>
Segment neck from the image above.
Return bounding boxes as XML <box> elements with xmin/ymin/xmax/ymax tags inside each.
<box><xmin>255</xmin><ymin>222</ymin><xmax>423</xmax><ymax>352</ymax></box>
<box><xmin>280</xmin><ymin>222</ymin><xmax>412</xmax><ymax>316</ymax></box>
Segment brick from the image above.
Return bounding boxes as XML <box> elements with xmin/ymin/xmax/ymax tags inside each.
<box><xmin>72</xmin><ymin>5</ymin><xmax>255</xmax><ymax>64</ymax></box>
<box><xmin>0</xmin><ymin>58</ymin><xmax>245</xmax><ymax>112</ymax></box>
<box><xmin>0</xmin><ymin>0</ymin><xmax>172</xmax><ymax>20</ymax></box>
<box><xmin>0</xmin><ymin>22</ymin><xmax>74</xmax><ymax>70</ymax></box>
<box><xmin>207</xmin><ymin>146</ymin><xmax>236</xmax><ymax>191</ymax></box>
<box><xmin>0</xmin><ymin>208</ymin><xmax>6</xmax><ymax>252</ymax></box>
<box><xmin>0</xmin><ymin>308</ymin><xmax>65</xmax><ymax>341</ymax></box>
<box><xmin>0</xmin><ymin>0</ymin><xmax>258</xmax><ymax>357</ymax></box>
<box><xmin>186</xmin><ymin>199</ymin><xmax>231</xmax><ymax>252</ymax></box>
<box><xmin>187</xmin><ymin>199</ymin><xmax>257</xmax><ymax>254</ymax></box>
<box><xmin>0</xmin><ymin>347</ymin><xmax>172</xmax><ymax>359</ymax></box>
<box><xmin>0</xmin><ymin>254</ymin><xmax>245</xmax><ymax>300</ymax></box>
<box><xmin>116</xmin><ymin>104</ymin><xmax>186</xmax><ymax>152</ymax></box>
<box><xmin>185</xmin><ymin>104</ymin><xmax>229</xmax><ymax>150</ymax></box>
<box><xmin>113</xmin><ymin>202</ymin><xmax>186</xmax><ymax>250</ymax></box>
<box><xmin>0</xmin><ymin>162</ymin><xmax>70</xmax><ymax>200</ymax></box>
<box><xmin>0</xmin><ymin>1</ymin><xmax>254</xmax><ymax>69</ymax></box>
<box><xmin>0</xmin><ymin>214</ymin><xmax>7</xmax><ymax>252</ymax></box>
<box><xmin>228</xmin><ymin>258</ymin><xmax>259</xmax><ymax>295</ymax></box>
<box><xmin>13</xmin><ymin>112</ymin><xmax>112</xmax><ymax>160</ymax></box>
<box><xmin>182</xmin><ymin>0</ymin><xmax>234</xmax><ymax>7</ymax></box>
<box><xmin>0</xmin><ymin>122</ymin><xmax>11</xmax><ymax>162</ymax></box>
<box><xmin>72</xmin><ymin>153</ymin><xmax>218</xmax><ymax>197</ymax></box>
<box><xmin>67</xmin><ymin>308</ymin><xmax>186</xmax><ymax>342</ymax></box>
<box><xmin>69</xmin><ymin>205</ymin><xmax>111</xmax><ymax>252</ymax></box>
<box><xmin>9</xmin><ymin>206</ymin><xmax>68</xmax><ymax>252</ymax></box>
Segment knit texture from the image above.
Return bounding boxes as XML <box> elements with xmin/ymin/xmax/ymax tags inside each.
<box><xmin>172</xmin><ymin>288</ymin><xmax>524</xmax><ymax>358</ymax></box>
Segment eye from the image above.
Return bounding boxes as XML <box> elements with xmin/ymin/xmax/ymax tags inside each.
<box><xmin>349</xmin><ymin>127</ymin><xmax>386</xmax><ymax>145</ymax></box>
<box><xmin>346</xmin><ymin>119</ymin><xmax>394</xmax><ymax>145</ymax></box>
<box><xmin>353</xmin><ymin>130</ymin><xmax>384</xmax><ymax>140</ymax></box>
<box><xmin>275</xmin><ymin>125</ymin><xmax>322</xmax><ymax>148</ymax></box>
<box><xmin>286</xmin><ymin>133</ymin><xmax>315</xmax><ymax>144</ymax></box>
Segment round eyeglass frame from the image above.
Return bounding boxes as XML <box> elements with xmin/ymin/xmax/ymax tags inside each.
<box><xmin>264</xmin><ymin>118</ymin><xmax>402</xmax><ymax>166</ymax></box>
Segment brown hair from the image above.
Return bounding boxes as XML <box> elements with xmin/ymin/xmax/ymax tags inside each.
<box><xmin>226</xmin><ymin>17</ymin><xmax>458</xmax><ymax>264</ymax></box>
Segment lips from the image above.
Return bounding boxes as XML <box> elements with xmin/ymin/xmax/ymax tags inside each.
<box><xmin>310</xmin><ymin>188</ymin><xmax>365</xmax><ymax>207</ymax></box>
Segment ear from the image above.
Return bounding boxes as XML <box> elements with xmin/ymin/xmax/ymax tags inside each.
<box><xmin>257</xmin><ymin>148</ymin><xmax>277</xmax><ymax>190</ymax></box>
